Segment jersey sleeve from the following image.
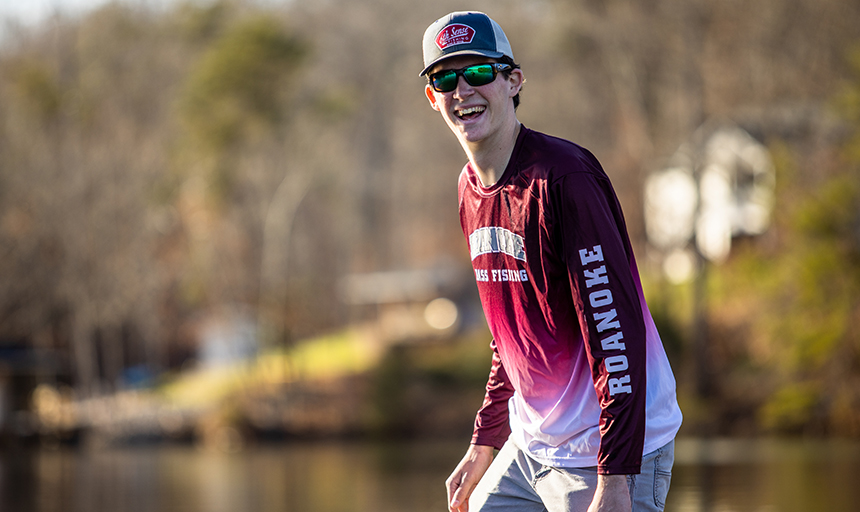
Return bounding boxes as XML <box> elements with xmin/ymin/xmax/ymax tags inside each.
<box><xmin>554</xmin><ymin>163</ymin><xmax>647</xmax><ymax>475</ymax></box>
<box><xmin>471</xmin><ymin>338</ymin><xmax>515</xmax><ymax>449</ymax></box>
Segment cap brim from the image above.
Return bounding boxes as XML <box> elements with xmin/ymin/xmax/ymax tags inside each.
<box><xmin>419</xmin><ymin>49</ymin><xmax>506</xmax><ymax>76</ymax></box>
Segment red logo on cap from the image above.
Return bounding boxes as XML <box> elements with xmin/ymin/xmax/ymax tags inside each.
<box><xmin>436</xmin><ymin>24</ymin><xmax>475</xmax><ymax>50</ymax></box>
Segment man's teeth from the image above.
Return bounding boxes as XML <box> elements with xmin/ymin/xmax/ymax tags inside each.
<box><xmin>457</xmin><ymin>106</ymin><xmax>486</xmax><ymax>118</ymax></box>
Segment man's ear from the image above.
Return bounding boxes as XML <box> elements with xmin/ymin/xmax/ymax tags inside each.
<box><xmin>425</xmin><ymin>84</ymin><xmax>441</xmax><ymax>111</ymax></box>
<box><xmin>508</xmin><ymin>69</ymin><xmax>524</xmax><ymax>98</ymax></box>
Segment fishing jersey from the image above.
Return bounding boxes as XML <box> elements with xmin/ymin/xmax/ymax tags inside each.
<box><xmin>459</xmin><ymin>126</ymin><xmax>682</xmax><ymax>475</ymax></box>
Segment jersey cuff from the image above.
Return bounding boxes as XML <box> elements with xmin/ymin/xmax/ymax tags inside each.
<box><xmin>471</xmin><ymin>433</ymin><xmax>508</xmax><ymax>450</ymax></box>
<box><xmin>597</xmin><ymin>464</ymin><xmax>641</xmax><ymax>475</ymax></box>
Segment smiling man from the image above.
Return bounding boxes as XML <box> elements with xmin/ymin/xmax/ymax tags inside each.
<box><xmin>420</xmin><ymin>11</ymin><xmax>683</xmax><ymax>512</ymax></box>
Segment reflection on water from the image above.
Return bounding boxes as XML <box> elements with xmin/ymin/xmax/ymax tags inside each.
<box><xmin>1</xmin><ymin>438</ymin><xmax>858</xmax><ymax>512</ymax></box>
<box><xmin>670</xmin><ymin>438</ymin><xmax>860</xmax><ymax>512</ymax></box>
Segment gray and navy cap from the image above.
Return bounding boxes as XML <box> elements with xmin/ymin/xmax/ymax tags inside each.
<box><xmin>420</xmin><ymin>11</ymin><xmax>515</xmax><ymax>76</ymax></box>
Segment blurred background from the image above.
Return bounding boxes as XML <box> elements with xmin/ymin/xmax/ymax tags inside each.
<box><xmin>0</xmin><ymin>0</ymin><xmax>859</xmax><ymax>510</ymax></box>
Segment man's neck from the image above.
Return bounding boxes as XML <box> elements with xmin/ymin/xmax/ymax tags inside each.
<box><xmin>463</xmin><ymin>122</ymin><xmax>521</xmax><ymax>188</ymax></box>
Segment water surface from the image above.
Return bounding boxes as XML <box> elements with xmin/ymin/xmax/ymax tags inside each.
<box><xmin>1</xmin><ymin>437</ymin><xmax>858</xmax><ymax>511</ymax></box>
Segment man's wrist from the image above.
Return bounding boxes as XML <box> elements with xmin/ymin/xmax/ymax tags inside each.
<box><xmin>467</xmin><ymin>443</ymin><xmax>496</xmax><ymax>456</ymax></box>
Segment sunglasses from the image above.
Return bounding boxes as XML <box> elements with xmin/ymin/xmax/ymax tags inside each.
<box><xmin>428</xmin><ymin>63</ymin><xmax>513</xmax><ymax>93</ymax></box>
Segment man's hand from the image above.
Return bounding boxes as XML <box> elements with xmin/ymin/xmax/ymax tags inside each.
<box><xmin>586</xmin><ymin>474</ymin><xmax>631</xmax><ymax>512</ymax></box>
<box><xmin>445</xmin><ymin>444</ymin><xmax>495</xmax><ymax>512</ymax></box>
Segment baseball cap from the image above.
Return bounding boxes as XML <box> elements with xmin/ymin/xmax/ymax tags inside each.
<box><xmin>420</xmin><ymin>11</ymin><xmax>515</xmax><ymax>76</ymax></box>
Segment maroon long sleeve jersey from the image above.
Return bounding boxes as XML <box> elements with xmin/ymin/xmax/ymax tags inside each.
<box><xmin>458</xmin><ymin>126</ymin><xmax>682</xmax><ymax>475</ymax></box>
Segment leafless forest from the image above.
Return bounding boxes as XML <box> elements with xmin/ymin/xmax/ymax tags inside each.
<box><xmin>1</xmin><ymin>0</ymin><xmax>860</xmax><ymax>439</ymax></box>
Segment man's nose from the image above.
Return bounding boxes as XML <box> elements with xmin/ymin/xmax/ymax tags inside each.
<box><xmin>453</xmin><ymin>76</ymin><xmax>474</xmax><ymax>97</ymax></box>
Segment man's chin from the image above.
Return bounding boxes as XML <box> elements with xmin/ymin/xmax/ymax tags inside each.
<box><xmin>454</xmin><ymin>124</ymin><xmax>489</xmax><ymax>145</ymax></box>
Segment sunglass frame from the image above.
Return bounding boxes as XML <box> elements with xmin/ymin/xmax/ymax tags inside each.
<box><xmin>428</xmin><ymin>63</ymin><xmax>513</xmax><ymax>93</ymax></box>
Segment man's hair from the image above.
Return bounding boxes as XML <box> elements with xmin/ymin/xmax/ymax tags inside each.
<box><xmin>497</xmin><ymin>56</ymin><xmax>522</xmax><ymax>110</ymax></box>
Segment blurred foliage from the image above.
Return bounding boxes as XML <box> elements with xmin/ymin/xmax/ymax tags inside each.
<box><xmin>693</xmin><ymin>62</ymin><xmax>860</xmax><ymax>436</ymax></box>
<box><xmin>178</xmin><ymin>12</ymin><xmax>307</xmax><ymax>207</ymax></box>
<box><xmin>160</xmin><ymin>328</ymin><xmax>377</xmax><ymax>408</ymax></box>
<box><xmin>9</xmin><ymin>60</ymin><xmax>62</xmax><ymax>124</ymax></box>
<box><xmin>2</xmin><ymin>0</ymin><xmax>860</xmax><ymax>440</ymax></box>
<box><xmin>367</xmin><ymin>331</ymin><xmax>491</xmax><ymax>438</ymax></box>
<box><xmin>175</xmin><ymin>0</ymin><xmax>232</xmax><ymax>42</ymax></box>
<box><xmin>180</xmin><ymin>15</ymin><xmax>306</xmax><ymax>150</ymax></box>
<box><xmin>758</xmin><ymin>381</ymin><xmax>821</xmax><ymax>434</ymax></box>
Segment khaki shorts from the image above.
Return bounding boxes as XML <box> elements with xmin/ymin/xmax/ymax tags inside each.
<box><xmin>469</xmin><ymin>440</ymin><xmax>674</xmax><ymax>512</ymax></box>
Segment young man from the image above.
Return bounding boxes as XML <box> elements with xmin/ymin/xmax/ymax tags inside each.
<box><xmin>420</xmin><ymin>11</ymin><xmax>683</xmax><ymax>512</ymax></box>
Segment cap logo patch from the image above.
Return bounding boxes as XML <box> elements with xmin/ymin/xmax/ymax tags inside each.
<box><xmin>436</xmin><ymin>24</ymin><xmax>475</xmax><ymax>50</ymax></box>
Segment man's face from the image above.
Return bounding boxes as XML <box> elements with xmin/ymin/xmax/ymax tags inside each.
<box><xmin>424</xmin><ymin>55</ymin><xmax>523</xmax><ymax>146</ymax></box>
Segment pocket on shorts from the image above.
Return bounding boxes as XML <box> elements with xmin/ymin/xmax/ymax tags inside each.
<box><xmin>652</xmin><ymin>443</ymin><xmax>674</xmax><ymax>510</ymax></box>
<box><xmin>653</xmin><ymin>469</ymin><xmax>671</xmax><ymax>510</ymax></box>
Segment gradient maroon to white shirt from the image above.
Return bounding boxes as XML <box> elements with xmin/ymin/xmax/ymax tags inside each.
<box><xmin>459</xmin><ymin>126</ymin><xmax>682</xmax><ymax>475</ymax></box>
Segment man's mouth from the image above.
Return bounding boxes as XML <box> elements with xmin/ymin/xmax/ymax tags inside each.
<box><xmin>456</xmin><ymin>106</ymin><xmax>486</xmax><ymax>120</ymax></box>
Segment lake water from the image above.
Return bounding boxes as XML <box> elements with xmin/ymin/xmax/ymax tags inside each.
<box><xmin>1</xmin><ymin>437</ymin><xmax>858</xmax><ymax>512</ymax></box>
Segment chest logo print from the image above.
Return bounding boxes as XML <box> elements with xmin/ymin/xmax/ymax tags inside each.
<box><xmin>469</xmin><ymin>227</ymin><xmax>526</xmax><ymax>262</ymax></box>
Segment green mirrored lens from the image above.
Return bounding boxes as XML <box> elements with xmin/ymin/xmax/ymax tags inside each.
<box><xmin>433</xmin><ymin>71</ymin><xmax>459</xmax><ymax>92</ymax></box>
<box><xmin>463</xmin><ymin>65</ymin><xmax>495</xmax><ymax>86</ymax></box>
<box><xmin>430</xmin><ymin>64</ymin><xmax>505</xmax><ymax>92</ymax></box>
